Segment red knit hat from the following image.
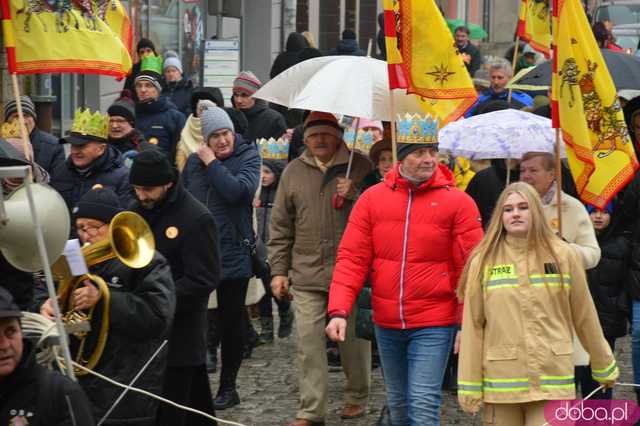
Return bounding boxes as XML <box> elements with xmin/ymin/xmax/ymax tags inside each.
<box><xmin>303</xmin><ymin>111</ymin><xmax>342</xmax><ymax>139</ymax></box>
<box><xmin>233</xmin><ymin>71</ymin><xmax>262</xmax><ymax>95</ymax></box>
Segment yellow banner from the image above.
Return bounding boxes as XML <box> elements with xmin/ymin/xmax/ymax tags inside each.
<box><xmin>8</xmin><ymin>0</ymin><xmax>131</xmax><ymax>77</ymax></box>
<box><xmin>553</xmin><ymin>0</ymin><xmax>638</xmax><ymax>208</ymax></box>
<box><xmin>517</xmin><ymin>0</ymin><xmax>551</xmax><ymax>58</ymax></box>
<box><xmin>400</xmin><ymin>0</ymin><xmax>476</xmax><ymax>100</ymax></box>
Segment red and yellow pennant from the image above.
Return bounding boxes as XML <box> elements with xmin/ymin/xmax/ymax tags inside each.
<box><xmin>552</xmin><ymin>0</ymin><xmax>638</xmax><ymax>208</ymax></box>
<box><xmin>517</xmin><ymin>0</ymin><xmax>551</xmax><ymax>58</ymax></box>
<box><xmin>383</xmin><ymin>0</ymin><xmax>477</xmax><ymax>126</ymax></box>
<box><xmin>1</xmin><ymin>0</ymin><xmax>132</xmax><ymax>77</ymax></box>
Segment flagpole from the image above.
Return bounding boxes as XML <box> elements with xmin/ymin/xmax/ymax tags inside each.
<box><xmin>555</xmin><ymin>127</ymin><xmax>563</xmax><ymax>236</ymax></box>
<box><xmin>11</xmin><ymin>75</ymin><xmax>32</xmax><ymax>162</ymax></box>
<box><xmin>507</xmin><ymin>36</ymin><xmax>520</xmax><ymax>104</ymax></box>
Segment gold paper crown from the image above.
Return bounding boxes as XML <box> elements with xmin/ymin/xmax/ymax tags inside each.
<box><xmin>343</xmin><ymin>128</ymin><xmax>375</xmax><ymax>153</ymax></box>
<box><xmin>258</xmin><ymin>138</ymin><xmax>289</xmax><ymax>160</ymax></box>
<box><xmin>396</xmin><ymin>113</ymin><xmax>439</xmax><ymax>144</ymax></box>
<box><xmin>1</xmin><ymin>119</ymin><xmax>20</xmax><ymax>139</ymax></box>
<box><xmin>70</xmin><ymin>108</ymin><xmax>109</xmax><ymax>141</ymax></box>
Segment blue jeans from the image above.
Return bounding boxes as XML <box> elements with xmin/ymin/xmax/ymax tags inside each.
<box><xmin>632</xmin><ymin>301</ymin><xmax>640</xmax><ymax>386</ymax></box>
<box><xmin>375</xmin><ymin>325</ymin><xmax>455</xmax><ymax>426</ymax></box>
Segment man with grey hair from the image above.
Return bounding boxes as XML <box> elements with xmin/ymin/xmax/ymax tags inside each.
<box><xmin>465</xmin><ymin>58</ymin><xmax>534</xmax><ymax>116</ymax></box>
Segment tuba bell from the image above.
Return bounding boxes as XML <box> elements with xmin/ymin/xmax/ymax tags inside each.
<box><xmin>53</xmin><ymin>211</ymin><xmax>155</xmax><ymax>375</ymax></box>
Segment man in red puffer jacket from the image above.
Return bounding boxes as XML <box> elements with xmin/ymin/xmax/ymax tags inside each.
<box><xmin>326</xmin><ymin>117</ymin><xmax>483</xmax><ymax>426</ymax></box>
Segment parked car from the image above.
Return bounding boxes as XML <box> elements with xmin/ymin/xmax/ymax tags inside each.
<box><xmin>612</xmin><ymin>23</ymin><xmax>640</xmax><ymax>53</ymax></box>
<box><xmin>593</xmin><ymin>1</ymin><xmax>640</xmax><ymax>25</ymax></box>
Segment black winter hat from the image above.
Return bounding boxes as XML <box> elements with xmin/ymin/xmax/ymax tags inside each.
<box><xmin>129</xmin><ymin>149</ymin><xmax>175</xmax><ymax>186</ymax></box>
<box><xmin>137</xmin><ymin>38</ymin><xmax>157</xmax><ymax>55</ymax></box>
<box><xmin>107</xmin><ymin>93</ymin><xmax>136</xmax><ymax>124</ymax></box>
<box><xmin>0</xmin><ymin>287</ymin><xmax>21</xmax><ymax>319</ymax></box>
<box><xmin>190</xmin><ymin>87</ymin><xmax>225</xmax><ymax>116</ymax></box>
<box><xmin>397</xmin><ymin>143</ymin><xmax>437</xmax><ymax>161</ymax></box>
<box><xmin>73</xmin><ymin>188</ymin><xmax>123</xmax><ymax>223</ymax></box>
<box><xmin>342</xmin><ymin>29</ymin><xmax>357</xmax><ymax>40</ymax></box>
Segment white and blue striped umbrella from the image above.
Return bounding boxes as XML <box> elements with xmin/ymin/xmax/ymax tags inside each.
<box><xmin>439</xmin><ymin>109</ymin><xmax>566</xmax><ymax>160</ymax></box>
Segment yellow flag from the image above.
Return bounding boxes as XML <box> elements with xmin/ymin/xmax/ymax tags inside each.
<box><xmin>517</xmin><ymin>0</ymin><xmax>551</xmax><ymax>58</ymax></box>
<box><xmin>3</xmin><ymin>0</ymin><xmax>131</xmax><ymax>77</ymax></box>
<box><xmin>552</xmin><ymin>0</ymin><xmax>638</xmax><ymax>208</ymax></box>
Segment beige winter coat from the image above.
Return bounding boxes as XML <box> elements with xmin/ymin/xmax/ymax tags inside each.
<box><xmin>458</xmin><ymin>235</ymin><xmax>618</xmax><ymax>412</ymax></box>
<box><xmin>268</xmin><ymin>142</ymin><xmax>372</xmax><ymax>292</ymax></box>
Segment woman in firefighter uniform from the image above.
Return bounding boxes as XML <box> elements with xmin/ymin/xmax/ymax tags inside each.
<box><xmin>457</xmin><ymin>182</ymin><xmax>618</xmax><ymax>425</ymax></box>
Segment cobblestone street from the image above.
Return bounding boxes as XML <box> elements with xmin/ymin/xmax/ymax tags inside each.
<box><xmin>209</xmin><ymin>317</ymin><xmax>636</xmax><ymax>426</ymax></box>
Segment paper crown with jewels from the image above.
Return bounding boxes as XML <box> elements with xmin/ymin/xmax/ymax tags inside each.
<box><xmin>343</xmin><ymin>128</ymin><xmax>375</xmax><ymax>153</ymax></box>
<box><xmin>396</xmin><ymin>113</ymin><xmax>439</xmax><ymax>145</ymax></box>
<box><xmin>257</xmin><ymin>137</ymin><xmax>289</xmax><ymax>160</ymax></box>
<box><xmin>1</xmin><ymin>119</ymin><xmax>20</xmax><ymax>139</ymax></box>
<box><xmin>70</xmin><ymin>108</ymin><xmax>109</xmax><ymax>142</ymax></box>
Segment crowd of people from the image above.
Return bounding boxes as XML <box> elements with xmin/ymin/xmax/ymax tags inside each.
<box><xmin>1</xmin><ymin>19</ymin><xmax>640</xmax><ymax>426</ymax></box>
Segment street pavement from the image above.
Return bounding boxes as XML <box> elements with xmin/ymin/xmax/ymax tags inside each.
<box><xmin>209</xmin><ymin>317</ymin><xmax>635</xmax><ymax>426</ymax></box>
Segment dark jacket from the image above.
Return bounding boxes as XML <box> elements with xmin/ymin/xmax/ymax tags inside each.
<box><xmin>620</xmin><ymin>174</ymin><xmax>640</xmax><ymax>301</ymax></box>
<box><xmin>329</xmin><ymin>39</ymin><xmax>365</xmax><ymax>56</ymax></box>
<box><xmin>30</xmin><ymin>128</ymin><xmax>65</xmax><ymax>174</ymax></box>
<box><xmin>135</xmin><ymin>97</ymin><xmax>186</xmax><ymax>162</ymax></box>
<box><xmin>359</xmin><ymin>169</ymin><xmax>384</xmax><ymax>193</ymax></box>
<box><xmin>257</xmin><ymin>159</ymin><xmax>286</xmax><ymax>243</ymax></box>
<box><xmin>163</xmin><ymin>77</ymin><xmax>194</xmax><ymax>115</ymax></box>
<box><xmin>123</xmin><ymin>62</ymin><xmax>142</xmax><ymax>93</ymax></box>
<box><xmin>131</xmin><ymin>179</ymin><xmax>219</xmax><ymax>366</ymax></box>
<box><xmin>183</xmin><ymin>134</ymin><xmax>260</xmax><ymax>281</ymax></box>
<box><xmin>108</xmin><ymin>129</ymin><xmax>156</xmax><ymax>162</ymax></box>
<box><xmin>270</xmin><ymin>32</ymin><xmax>308</xmax><ymax>79</ymax></box>
<box><xmin>0</xmin><ymin>254</ymin><xmax>33</xmax><ymax>311</ymax></box>
<box><xmin>466</xmin><ymin>159</ymin><xmax>578</xmax><ymax>228</ymax></box>
<box><xmin>0</xmin><ymin>340</ymin><xmax>95</xmax><ymax>426</ymax></box>
<box><xmin>587</xmin><ymin>222</ymin><xmax>629</xmax><ymax>338</ymax></box>
<box><xmin>238</xmin><ymin>100</ymin><xmax>287</xmax><ymax>143</ymax></box>
<box><xmin>50</xmin><ymin>144</ymin><xmax>132</xmax><ymax>216</ymax></box>
<box><xmin>458</xmin><ymin>41</ymin><xmax>483</xmax><ymax>77</ymax></box>
<box><xmin>75</xmin><ymin>253</ymin><xmax>175</xmax><ymax>424</ymax></box>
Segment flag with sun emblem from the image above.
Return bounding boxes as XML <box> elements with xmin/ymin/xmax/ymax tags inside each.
<box><xmin>384</xmin><ymin>0</ymin><xmax>477</xmax><ymax>124</ymax></box>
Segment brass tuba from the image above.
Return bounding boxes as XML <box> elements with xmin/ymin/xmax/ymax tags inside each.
<box><xmin>52</xmin><ymin>211</ymin><xmax>155</xmax><ymax>375</ymax></box>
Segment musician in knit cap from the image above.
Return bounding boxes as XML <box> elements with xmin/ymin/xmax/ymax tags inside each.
<box><xmin>232</xmin><ymin>70</ymin><xmax>286</xmax><ymax>142</ymax></box>
<box><xmin>3</xmin><ymin>95</ymin><xmax>64</xmax><ymax>174</ymax></box>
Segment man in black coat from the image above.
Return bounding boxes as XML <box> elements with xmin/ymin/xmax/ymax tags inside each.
<box><xmin>454</xmin><ymin>26</ymin><xmax>482</xmax><ymax>77</ymax></box>
<box><xmin>0</xmin><ymin>288</ymin><xmax>95</xmax><ymax>426</ymax></box>
<box><xmin>162</xmin><ymin>54</ymin><xmax>194</xmax><ymax>115</ymax></box>
<box><xmin>50</xmin><ymin>109</ymin><xmax>132</xmax><ymax>220</ymax></box>
<box><xmin>4</xmin><ymin>96</ymin><xmax>65</xmax><ymax>174</ymax></box>
<box><xmin>232</xmin><ymin>71</ymin><xmax>287</xmax><ymax>142</ymax></box>
<box><xmin>129</xmin><ymin>149</ymin><xmax>220</xmax><ymax>426</ymax></box>
<box><xmin>270</xmin><ymin>32</ymin><xmax>308</xmax><ymax>79</ymax></box>
<box><xmin>39</xmin><ymin>188</ymin><xmax>176</xmax><ymax>425</ymax></box>
<box><xmin>107</xmin><ymin>94</ymin><xmax>156</xmax><ymax>166</ymax></box>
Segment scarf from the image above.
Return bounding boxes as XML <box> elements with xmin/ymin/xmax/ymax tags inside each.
<box><xmin>178</xmin><ymin>114</ymin><xmax>204</xmax><ymax>159</ymax></box>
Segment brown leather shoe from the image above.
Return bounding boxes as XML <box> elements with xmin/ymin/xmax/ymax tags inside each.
<box><xmin>341</xmin><ymin>403</ymin><xmax>366</xmax><ymax>419</ymax></box>
<box><xmin>286</xmin><ymin>419</ymin><xmax>325</xmax><ymax>426</ymax></box>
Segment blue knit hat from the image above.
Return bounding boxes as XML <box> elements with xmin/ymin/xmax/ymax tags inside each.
<box><xmin>201</xmin><ymin>106</ymin><xmax>235</xmax><ymax>141</ymax></box>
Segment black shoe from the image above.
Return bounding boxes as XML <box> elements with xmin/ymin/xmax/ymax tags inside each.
<box><xmin>257</xmin><ymin>317</ymin><xmax>274</xmax><ymax>345</ymax></box>
<box><xmin>278</xmin><ymin>309</ymin><xmax>294</xmax><ymax>338</ymax></box>
<box><xmin>214</xmin><ymin>389</ymin><xmax>240</xmax><ymax>410</ymax></box>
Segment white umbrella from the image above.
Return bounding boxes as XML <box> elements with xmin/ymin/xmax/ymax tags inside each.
<box><xmin>252</xmin><ymin>55</ymin><xmax>423</xmax><ymax>121</ymax></box>
<box><xmin>438</xmin><ymin>109</ymin><xmax>566</xmax><ymax>160</ymax></box>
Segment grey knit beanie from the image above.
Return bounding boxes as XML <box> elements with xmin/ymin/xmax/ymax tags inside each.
<box><xmin>201</xmin><ymin>106</ymin><xmax>235</xmax><ymax>140</ymax></box>
<box><xmin>163</xmin><ymin>56</ymin><xmax>183</xmax><ymax>74</ymax></box>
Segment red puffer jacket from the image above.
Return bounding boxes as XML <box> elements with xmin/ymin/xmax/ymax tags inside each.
<box><xmin>328</xmin><ymin>163</ymin><xmax>483</xmax><ymax>329</ymax></box>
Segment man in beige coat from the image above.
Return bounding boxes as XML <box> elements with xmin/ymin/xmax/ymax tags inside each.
<box><xmin>269</xmin><ymin>112</ymin><xmax>372</xmax><ymax>426</ymax></box>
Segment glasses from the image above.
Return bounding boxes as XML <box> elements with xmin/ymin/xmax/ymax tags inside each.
<box><xmin>77</xmin><ymin>223</ymin><xmax>107</xmax><ymax>236</ymax></box>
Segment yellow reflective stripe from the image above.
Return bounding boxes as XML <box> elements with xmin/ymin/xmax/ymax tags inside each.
<box><xmin>483</xmin><ymin>378</ymin><xmax>530</xmax><ymax>392</ymax></box>
<box><xmin>540</xmin><ymin>375</ymin><xmax>575</xmax><ymax>388</ymax></box>
<box><xmin>458</xmin><ymin>380</ymin><xmax>483</xmax><ymax>394</ymax></box>
<box><xmin>592</xmin><ymin>360</ymin><xmax>618</xmax><ymax>381</ymax></box>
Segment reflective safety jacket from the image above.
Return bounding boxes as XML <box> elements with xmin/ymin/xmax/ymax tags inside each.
<box><xmin>458</xmin><ymin>235</ymin><xmax>618</xmax><ymax>410</ymax></box>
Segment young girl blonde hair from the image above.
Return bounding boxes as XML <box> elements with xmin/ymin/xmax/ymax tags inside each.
<box><xmin>457</xmin><ymin>181</ymin><xmax>565</xmax><ymax>298</ymax></box>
